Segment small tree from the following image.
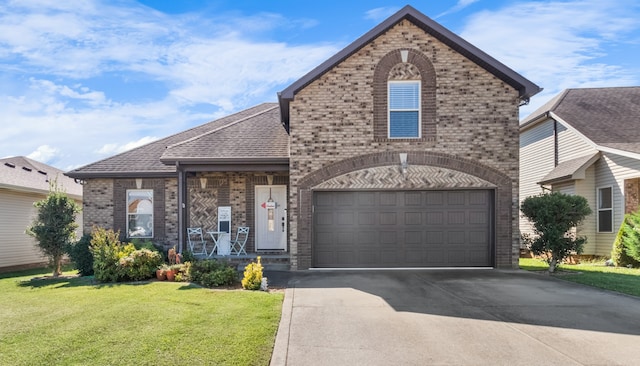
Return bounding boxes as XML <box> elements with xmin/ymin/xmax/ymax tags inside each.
<box><xmin>520</xmin><ymin>192</ymin><xmax>592</xmax><ymax>272</ymax></box>
<box><xmin>611</xmin><ymin>211</ymin><xmax>640</xmax><ymax>267</ymax></box>
<box><xmin>26</xmin><ymin>180</ymin><xmax>81</xmax><ymax>277</ymax></box>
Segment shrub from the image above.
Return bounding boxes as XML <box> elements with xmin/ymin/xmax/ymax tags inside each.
<box><xmin>521</xmin><ymin>192</ymin><xmax>592</xmax><ymax>272</ymax></box>
<box><xmin>190</xmin><ymin>260</ymin><xmax>237</xmax><ymax>287</ymax></box>
<box><xmin>90</xmin><ymin>227</ymin><xmax>123</xmax><ymax>283</ymax></box>
<box><xmin>242</xmin><ymin>257</ymin><xmax>263</xmax><ymax>290</ymax></box>
<box><xmin>611</xmin><ymin>211</ymin><xmax>640</xmax><ymax>267</ymax></box>
<box><xmin>66</xmin><ymin>234</ymin><xmax>94</xmax><ymax>276</ymax></box>
<box><xmin>117</xmin><ymin>249</ymin><xmax>163</xmax><ymax>281</ymax></box>
<box><xmin>90</xmin><ymin>227</ymin><xmax>159</xmax><ymax>282</ymax></box>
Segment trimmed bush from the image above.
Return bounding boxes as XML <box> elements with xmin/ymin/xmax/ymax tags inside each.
<box><xmin>242</xmin><ymin>257</ymin><xmax>263</xmax><ymax>290</ymax></box>
<box><xmin>117</xmin><ymin>249</ymin><xmax>163</xmax><ymax>281</ymax></box>
<box><xmin>67</xmin><ymin>234</ymin><xmax>94</xmax><ymax>276</ymax></box>
<box><xmin>612</xmin><ymin>211</ymin><xmax>640</xmax><ymax>267</ymax></box>
<box><xmin>521</xmin><ymin>192</ymin><xmax>591</xmax><ymax>272</ymax></box>
<box><xmin>190</xmin><ymin>260</ymin><xmax>237</xmax><ymax>287</ymax></box>
<box><xmin>90</xmin><ymin>227</ymin><xmax>160</xmax><ymax>282</ymax></box>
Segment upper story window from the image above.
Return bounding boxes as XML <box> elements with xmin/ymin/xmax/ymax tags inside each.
<box><xmin>597</xmin><ymin>186</ymin><xmax>613</xmax><ymax>233</ymax></box>
<box><xmin>373</xmin><ymin>49</ymin><xmax>436</xmax><ymax>142</ymax></box>
<box><xmin>388</xmin><ymin>81</ymin><xmax>421</xmax><ymax>138</ymax></box>
<box><xmin>127</xmin><ymin>189</ymin><xmax>153</xmax><ymax>238</ymax></box>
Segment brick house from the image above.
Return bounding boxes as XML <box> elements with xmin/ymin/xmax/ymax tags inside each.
<box><xmin>67</xmin><ymin>5</ymin><xmax>540</xmax><ymax>270</ymax></box>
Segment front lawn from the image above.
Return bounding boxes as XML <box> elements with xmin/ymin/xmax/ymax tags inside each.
<box><xmin>0</xmin><ymin>267</ymin><xmax>283</xmax><ymax>366</ymax></box>
<box><xmin>519</xmin><ymin>258</ymin><xmax>640</xmax><ymax>297</ymax></box>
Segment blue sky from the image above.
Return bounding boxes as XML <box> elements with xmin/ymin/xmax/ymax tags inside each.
<box><xmin>1</xmin><ymin>0</ymin><xmax>639</xmax><ymax>171</ymax></box>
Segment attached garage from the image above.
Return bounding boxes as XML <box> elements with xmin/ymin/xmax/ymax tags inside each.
<box><xmin>313</xmin><ymin>190</ymin><xmax>494</xmax><ymax>268</ymax></box>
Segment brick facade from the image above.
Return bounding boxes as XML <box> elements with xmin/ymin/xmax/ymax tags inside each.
<box><xmin>288</xmin><ymin>19</ymin><xmax>520</xmax><ymax>269</ymax></box>
<box><xmin>82</xmin><ymin>172</ymin><xmax>289</xmax><ymax>253</ymax></box>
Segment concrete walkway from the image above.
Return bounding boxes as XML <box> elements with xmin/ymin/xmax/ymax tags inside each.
<box><xmin>270</xmin><ymin>269</ymin><xmax>640</xmax><ymax>366</ymax></box>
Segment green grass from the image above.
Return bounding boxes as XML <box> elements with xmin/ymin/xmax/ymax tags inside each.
<box><xmin>519</xmin><ymin>258</ymin><xmax>640</xmax><ymax>297</ymax></box>
<box><xmin>0</xmin><ymin>267</ymin><xmax>283</xmax><ymax>366</ymax></box>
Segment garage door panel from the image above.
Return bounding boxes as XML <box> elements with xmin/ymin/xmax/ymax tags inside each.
<box><xmin>313</xmin><ymin>190</ymin><xmax>492</xmax><ymax>268</ymax></box>
<box><xmin>405</xmin><ymin>191</ymin><xmax>423</xmax><ymax>206</ymax></box>
<box><xmin>380</xmin><ymin>212</ymin><xmax>397</xmax><ymax>225</ymax></box>
<box><xmin>447</xmin><ymin>211</ymin><xmax>466</xmax><ymax>225</ymax></box>
<box><xmin>405</xmin><ymin>212</ymin><xmax>422</xmax><ymax>225</ymax></box>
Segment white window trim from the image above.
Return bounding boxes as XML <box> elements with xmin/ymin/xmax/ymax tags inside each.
<box><xmin>597</xmin><ymin>185</ymin><xmax>613</xmax><ymax>233</ymax></box>
<box><xmin>126</xmin><ymin>189</ymin><xmax>154</xmax><ymax>239</ymax></box>
<box><xmin>388</xmin><ymin>80</ymin><xmax>421</xmax><ymax>139</ymax></box>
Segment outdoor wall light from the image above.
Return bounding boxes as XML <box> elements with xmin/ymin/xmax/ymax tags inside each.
<box><xmin>399</xmin><ymin>153</ymin><xmax>408</xmax><ymax>175</ymax></box>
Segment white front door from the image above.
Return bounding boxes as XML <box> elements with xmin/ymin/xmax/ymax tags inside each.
<box><xmin>255</xmin><ymin>185</ymin><xmax>287</xmax><ymax>250</ymax></box>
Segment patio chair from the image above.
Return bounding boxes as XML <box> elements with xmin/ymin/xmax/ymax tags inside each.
<box><xmin>230</xmin><ymin>226</ymin><xmax>250</xmax><ymax>256</ymax></box>
<box><xmin>187</xmin><ymin>227</ymin><xmax>208</xmax><ymax>256</ymax></box>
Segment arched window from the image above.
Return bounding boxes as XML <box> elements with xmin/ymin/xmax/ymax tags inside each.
<box><xmin>373</xmin><ymin>49</ymin><xmax>436</xmax><ymax>141</ymax></box>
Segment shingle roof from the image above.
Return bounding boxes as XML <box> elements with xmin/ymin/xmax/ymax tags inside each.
<box><xmin>66</xmin><ymin>103</ymin><xmax>286</xmax><ymax>178</ymax></box>
<box><xmin>537</xmin><ymin>152</ymin><xmax>600</xmax><ymax>185</ymax></box>
<box><xmin>160</xmin><ymin>104</ymin><xmax>288</xmax><ymax>164</ymax></box>
<box><xmin>521</xmin><ymin>87</ymin><xmax>640</xmax><ymax>155</ymax></box>
<box><xmin>278</xmin><ymin>5</ymin><xmax>542</xmax><ymax>129</ymax></box>
<box><xmin>0</xmin><ymin>156</ymin><xmax>82</xmax><ymax>199</ymax></box>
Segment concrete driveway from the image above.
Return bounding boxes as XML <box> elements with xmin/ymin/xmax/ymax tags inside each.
<box><xmin>270</xmin><ymin>269</ymin><xmax>640</xmax><ymax>366</ymax></box>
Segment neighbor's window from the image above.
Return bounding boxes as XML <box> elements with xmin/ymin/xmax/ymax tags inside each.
<box><xmin>388</xmin><ymin>80</ymin><xmax>421</xmax><ymax>138</ymax></box>
<box><xmin>597</xmin><ymin>186</ymin><xmax>613</xmax><ymax>232</ymax></box>
<box><xmin>127</xmin><ymin>189</ymin><xmax>153</xmax><ymax>238</ymax></box>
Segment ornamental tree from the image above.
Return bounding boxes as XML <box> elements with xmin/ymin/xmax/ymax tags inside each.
<box><xmin>520</xmin><ymin>192</ymin><xmax>591</xmax><ymax>273</ymax></box>
<box><xmin>27</xmin><ymin>181</ymin><xmax>80</xmax><ymax>277</ymax></box>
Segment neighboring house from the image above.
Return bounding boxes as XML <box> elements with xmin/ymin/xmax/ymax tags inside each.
<box><xmin>0</xmin><ymin>156</ymin><xmax>83</xmax><ymax>271</ymax></box>
<box><xmin>66</xmin><ymin>5</ymin><xmax>541</xmax><ymax>270</ymax></box>
<box><xmin>520</xmin><ymin>86</ymin><xmax>640</xmax><ymax>257</ymax></box>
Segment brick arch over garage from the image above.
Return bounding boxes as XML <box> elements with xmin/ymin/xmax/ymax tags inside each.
<box><xmin>294</xmin><ymin>151</ymin><xmax>514</xmax><ymax>269</ymax></box>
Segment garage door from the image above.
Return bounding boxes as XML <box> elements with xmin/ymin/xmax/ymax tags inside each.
<box><xmin>313</xmin><ymin>190</ymin><xmax>493</xmax><ymax>268</ymax></box>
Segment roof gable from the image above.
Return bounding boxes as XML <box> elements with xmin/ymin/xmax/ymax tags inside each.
<box><xmin>278</xmin><ymin>5</ymin><xmax>541</xmax><ymax>129</ymax></box>
<box><xmin>520</xmin><ymin>87</ymin><xmax>640</xmax><ymax>156</ymax></box>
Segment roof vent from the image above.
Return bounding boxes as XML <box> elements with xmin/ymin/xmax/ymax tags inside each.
<box><xmin>4</xmin><ymin>162</ymin><xmax>15</xmax><ymax>168</ymax></box>
<box><xmin>22</xmin><ymin>167</ymin><xmax>32</xmax><ymax>172</ymax></box>
<box><xmin>37</xmin><ymin>170</ymin><xmax>47</xmax><ymax>175</ymax></box>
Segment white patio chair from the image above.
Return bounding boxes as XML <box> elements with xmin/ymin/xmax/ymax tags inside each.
<box><xmin>187</xmin><ymin>227</ymin><xmax>208</xmax><ymax>256</ymax></box>
<box><xmin>230</xmin><ymin>227</ymin><xmax>250</xmax><ymax>256</ymax></box>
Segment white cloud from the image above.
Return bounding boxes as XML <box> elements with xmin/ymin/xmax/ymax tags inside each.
<box><xmin>364</xmin><ymin>7</ymin><xmax>400</xmax><ymax>22</ymax></box>
<box><xmin>436</xmin><ymin>0</ymin><xmax>479</xmax><ymax>18</ymax></box>
<box><xmin>458</xmin><ymin>0</ymin><xmax>640</xmax><ymax>117</ymax></box>
<box><xmin>0</xmin><ymin>0</ymin><xmax>340</xmax><ymax>169</ymax></box>
<box><xmin>27</xmin><ymin>145</ymin><xmax>60</xmax><ymax>164</ymax></box>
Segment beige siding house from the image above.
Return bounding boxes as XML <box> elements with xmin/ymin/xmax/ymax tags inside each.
<box><xmin>520</xmin><ymin>87</ymin><xmax>640</xmax><ymax>256</ymax></box>
<box><xmin>0</xmin><ymin>156</ymin><xmax>83</xmax><ymax>271</ymax></box>
<box><xmin>68</xmin><ymin>6</ymin><xmax>541</xmax><ymax>270</ymax></box>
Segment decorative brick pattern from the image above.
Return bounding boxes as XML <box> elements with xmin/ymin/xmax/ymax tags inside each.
<box><xmin>288</xmin><ymin>19</ymin><xmax>520</xmax><ymax>270</ymax></box>
<box><xmin>314</xmin><ymin>164</ymin><xmax>495</xmax><ymax>190</ymax></box>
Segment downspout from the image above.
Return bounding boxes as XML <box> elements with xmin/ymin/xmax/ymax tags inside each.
<box><xmin>553</xmin><ymin>119</ymin><xmax>559</xmax><ymax>167</ymax></box>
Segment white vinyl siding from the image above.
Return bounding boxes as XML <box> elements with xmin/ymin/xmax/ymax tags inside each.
<box><xmin>0</xmin><ymin>189</ymin><xmax>83</xmax><ymax>270</ymax></box>
<box><xmin>0</xmin><ymin>189</ymin><xmax>48</xmax><ymax>268</ymax></box>
<box><xmin>574</xmin><ymin>165</ymin><xmax>597</xmax><ymax>254</ymax></box>
<box><xmin>556</xmin><ymin>123</ymin><xmax>594</xmax><ymax>162</ymax></box>
<box><xmin>593</xmin><ymin>153</ymin><xmax>640</xmax><ymax>256</ymax></box>
<box><xmin>519</xmin><ymin>119</ymin><xmax>556</xmax><ymax>241</ymax></box>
